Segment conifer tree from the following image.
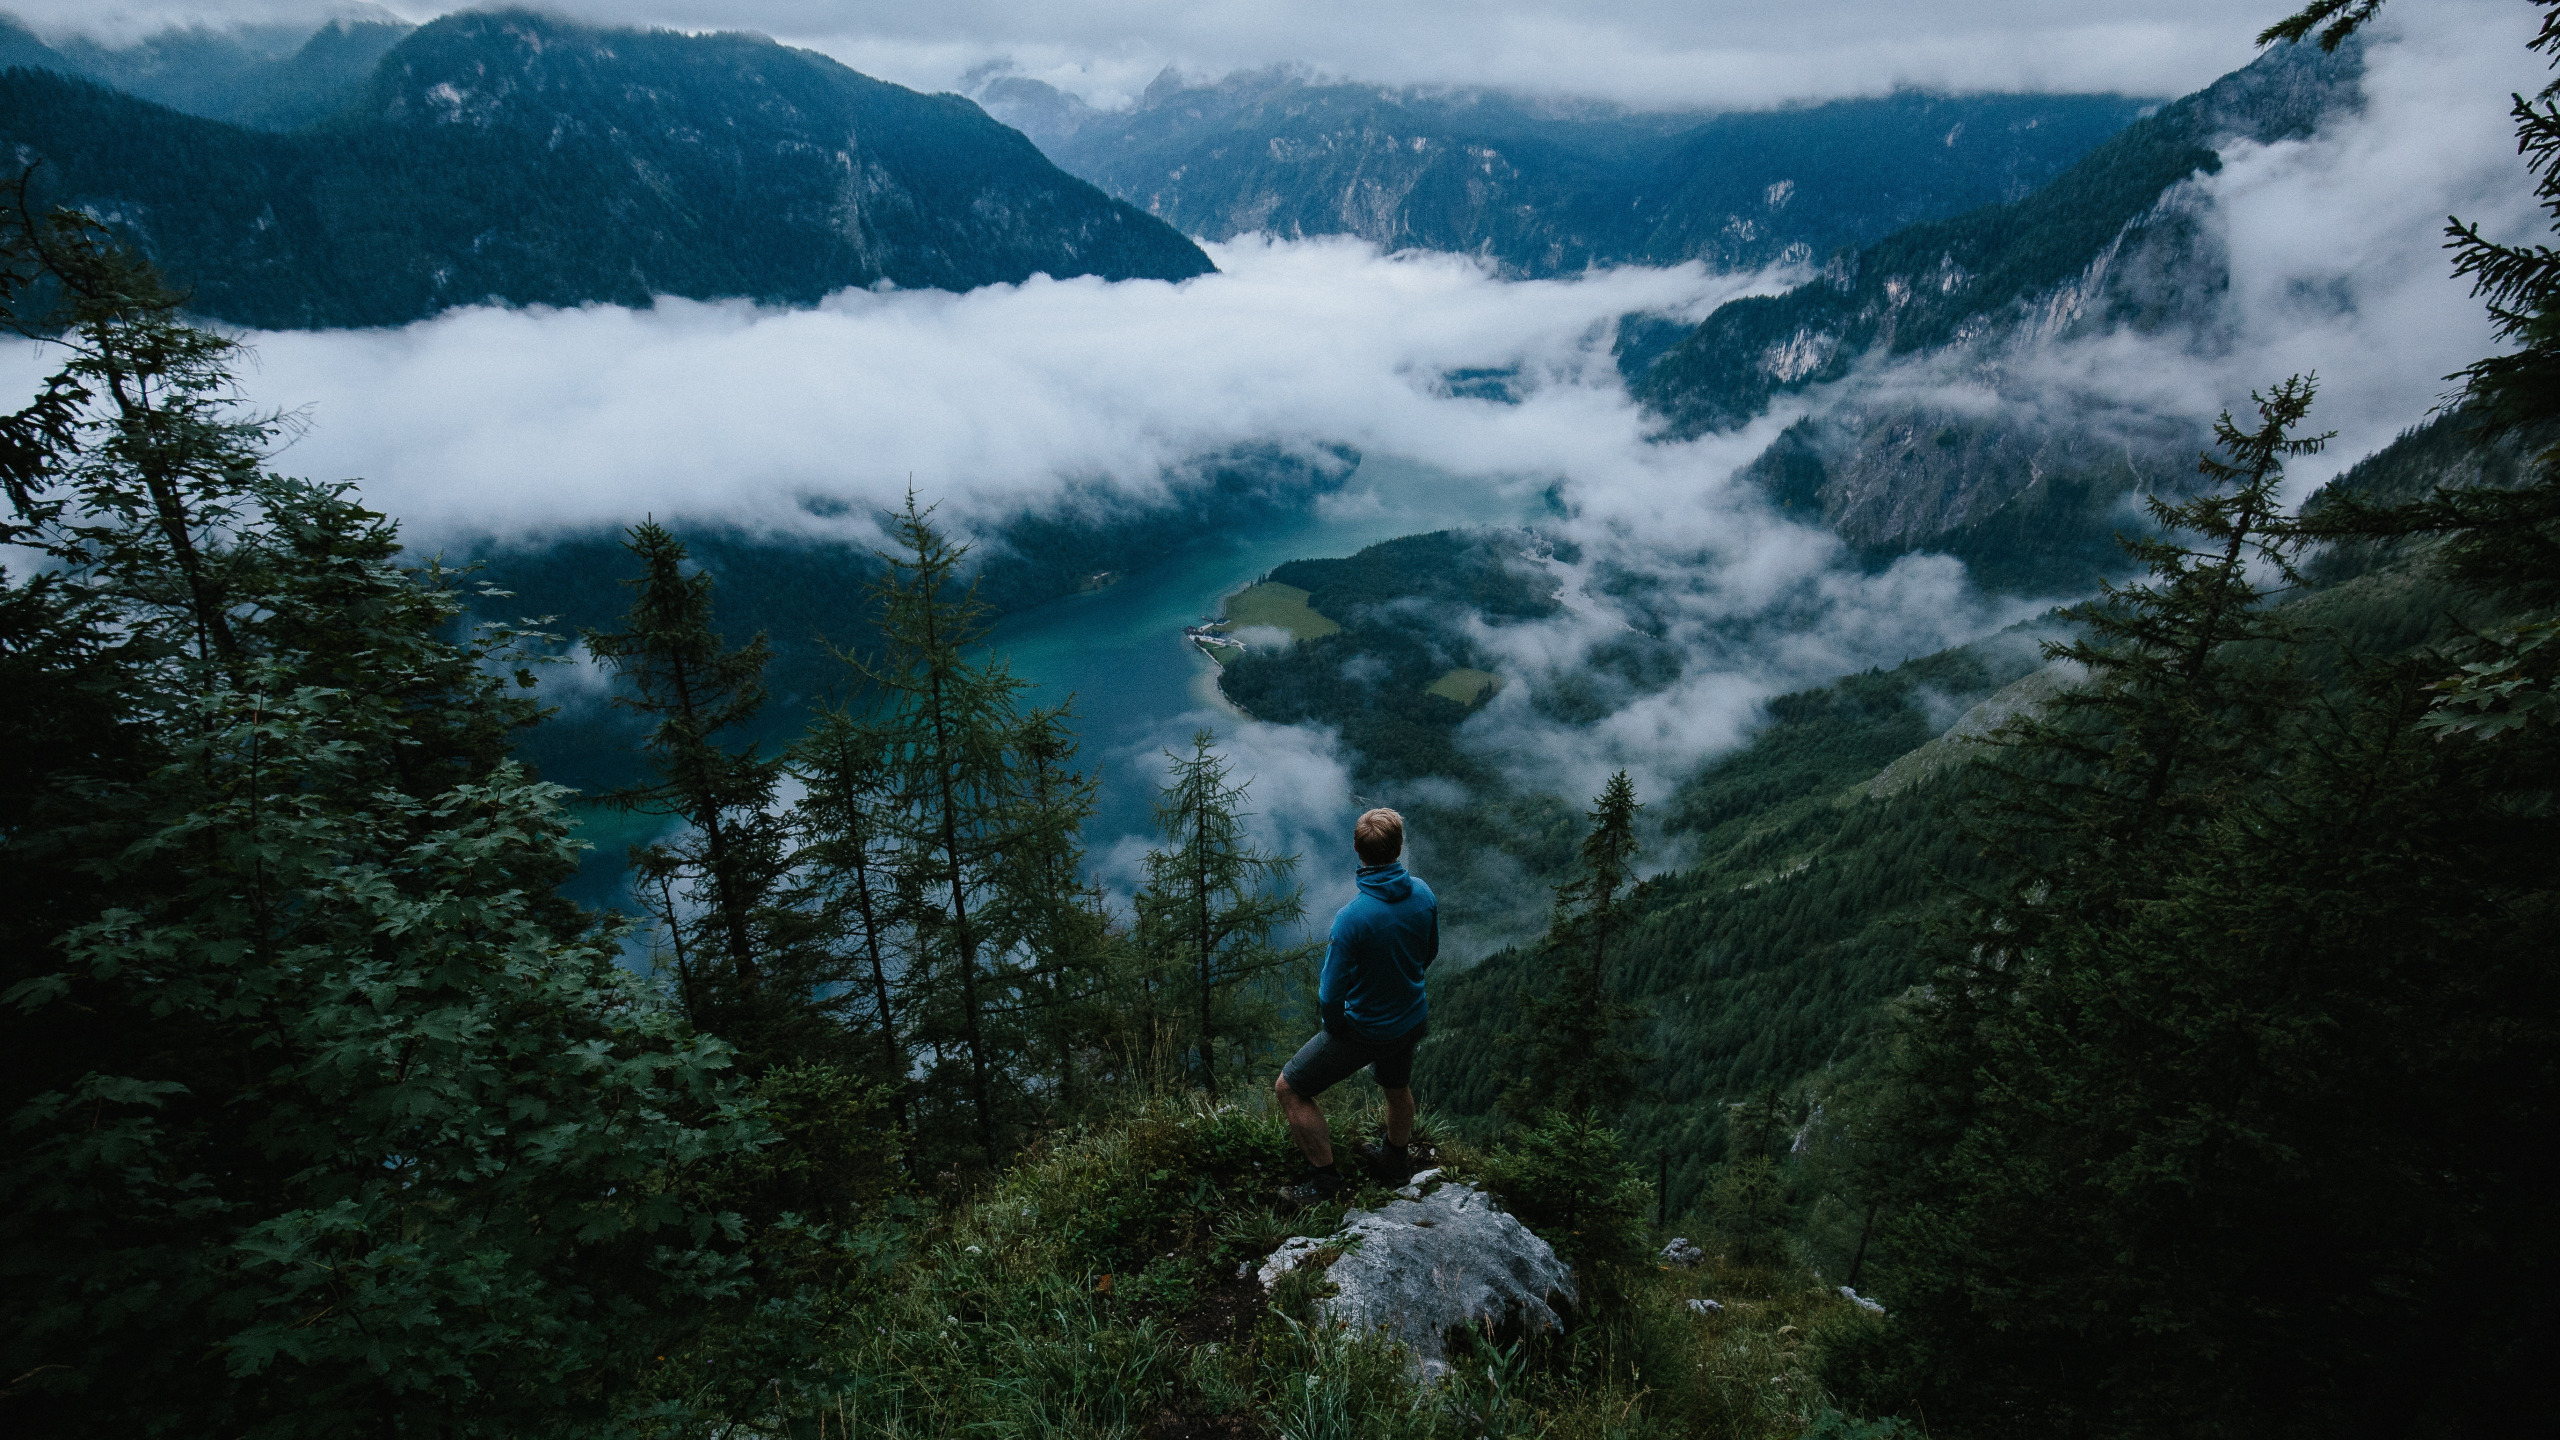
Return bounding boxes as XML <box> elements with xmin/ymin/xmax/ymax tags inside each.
<box><xmin>854</xmin><ymin>493</ymin><xmax>1031</xmax><ymax>1159</ymax></box>
<box><xmin>792</xmin><ymin>706</ymin><xmax>916</xmax><ymax>1133</ymax></box>
<box><xmin>989</xmin><ymin>704</ymin><xmax>1116</xmax><ymax>1115</ymax></box>
<box><xmin>585</xmin><ymin>523</ymin><xmax>794</xmax><ymax>1041</ymax></box>
<box><xmin>1999</xmin><ymin>378</ymin><xmax>2324</xmax><ymax>883</ymax></box>
<box><xmin>1503</xmin><ymin>771</ymin><xmax>1646</xmax><ymax>1121</ymax></box>
<box><xmin>1824</xmin><ymin>382</ymin><xmax>2514</xmax><ymax>1435</ymax></box>
<box><xmin>0</xmin><ymin>209</ymin><xmax>774</xmax><ymax>1436</ymax></box>
<box><xmin>2269</xmin><ymin>0</ymin><xmax>2560</xmax><ymax>735</ymax></box>
<box><xmin>1132</xmin><ymin>729</ymin><xmax>1309</xmax><ymax>1098</ymax></box>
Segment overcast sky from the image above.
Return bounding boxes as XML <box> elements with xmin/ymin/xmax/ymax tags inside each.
<box><xmin>28</xmin><ymin>1</ymin><xmax>2289</xmax><ymax>109</ymax></box>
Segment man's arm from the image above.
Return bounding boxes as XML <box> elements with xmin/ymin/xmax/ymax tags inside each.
<box><xmin>1317</xmin><ymin>931</ymin><xmax>1351</xmax><ymax>1006</ymax></box>
<box><xmin>1317</xmin><ymin>913</ymin><xmax>1355</xmax><ymax>1033</ymax></box>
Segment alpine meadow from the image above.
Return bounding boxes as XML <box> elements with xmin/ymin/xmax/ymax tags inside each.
<box><xmin>0</xmin><ymin>2</ymin><xmax>2553</xmax><ymax>1439</ymax></box>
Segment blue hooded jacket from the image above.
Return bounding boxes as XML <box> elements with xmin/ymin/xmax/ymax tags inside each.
<box><xmin>1318</xmin><ymin>862</ymin><xmax>1438</xmax><ymax>1042</ymax></box>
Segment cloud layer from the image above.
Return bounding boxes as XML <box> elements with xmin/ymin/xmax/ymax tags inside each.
<box><xmin>180</xmin><ymin>241</ymin><xmax>1777</xmax><ymax>551</ymax></box>
<box><xmin>3</xmin><ymin>0</ymin><xmax>2540</xmax><ymax>915</ymax></box>
<box><xmin>26</xmin><ymin>1</ymin><xmax>2267</xmax><ymax>110</ymax></box>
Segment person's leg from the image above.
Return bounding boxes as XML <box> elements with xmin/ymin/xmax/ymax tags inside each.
<box><xmin>1381</xmin><ymin>1085</ymin><xmax>1416</xmax><ymax>1148</ymax></box>
<box><xmin>1274</xmin><ymin>1073</ymin><xmax>1334</xmax><ymax>1169</ymax></box>
<box><xmin>1357</xmin><ymin>1026</ymin><xmax>1426</xmax><ymax>1181</ymax></box>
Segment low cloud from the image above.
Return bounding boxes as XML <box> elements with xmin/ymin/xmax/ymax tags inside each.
<box><xmin>1092</xmin><ymin>712</ymin><xmax>1356</xmax><ymax>902</ymax></box>
<box><xmin>101</xmin><ymin>240</ymin><xmax>1770</xmax><ymax>553</ymax></box>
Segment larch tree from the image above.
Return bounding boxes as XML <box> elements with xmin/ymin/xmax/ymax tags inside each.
<box><xmin>1133</xmin><ymin>729</ymin><xmax>1309</xmax><ymax>1098</ymax></box>
<box><xmin>854</xmin><ymin>493</ymin><xmax>1031</xmax><ymax>1161</ymax></box>
<box><xmin>987</xmin><ymin>703</ymin><xmax>1116</xmax><ymax>1117</ymax></box>
<box><xmin>791</xmin><ymin>705</ymin><xmax>917</xmax><ymax>1136</ymax></box>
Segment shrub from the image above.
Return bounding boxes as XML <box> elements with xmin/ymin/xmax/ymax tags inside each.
<box><xmin>1706</xmin><ymin>1155</ymin><xmax>1793</xmax><ymax>1268</ymax></box>
<box><xmin>1477</xmin><ymin>1109</ymin><xmax>1651</xmax><ymax>1277</ymax></box>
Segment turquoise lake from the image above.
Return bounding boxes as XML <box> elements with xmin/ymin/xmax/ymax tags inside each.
<box><xmin>984</xmin><ymin>452</ymin><xmax>1547</xmax><ymax>863</ymax></box>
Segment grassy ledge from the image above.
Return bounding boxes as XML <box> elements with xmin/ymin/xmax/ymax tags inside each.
<box><xmin>643</xmin><ymin>1094</ymin><xmax>1887</xmax><ymax>1438</ymax></box>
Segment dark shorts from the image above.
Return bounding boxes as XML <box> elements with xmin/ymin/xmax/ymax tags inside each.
<box><xmin>1279</xmin><ymin>1020</ymin><xmax>1426</xmax><ymax>1099</ymax></box>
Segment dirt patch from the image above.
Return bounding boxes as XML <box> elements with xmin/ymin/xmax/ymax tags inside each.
<box><xmin>1176</xmin><ymin>1269</ymin><xmax>1270</xmax><ymax>1348</ymax></box>
<box><xmin>1144</xmin><ymin>1405</ymin><xmax>1264</xmax><ymax>1440</ymax></box>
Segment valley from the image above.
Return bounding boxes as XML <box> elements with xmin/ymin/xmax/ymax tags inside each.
<box><xmin>1</xmin><ymin>3</ymin><xmax>2551</xmax><ymax>1436</ymax></box>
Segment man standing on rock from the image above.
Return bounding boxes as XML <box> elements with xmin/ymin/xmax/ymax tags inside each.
<box><xmin>1275</xmin><ymin>807</ymin><xmax>1437</xmax><ymax>1206</ymax></box>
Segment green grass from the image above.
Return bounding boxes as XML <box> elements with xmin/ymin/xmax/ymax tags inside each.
<box><xmin>1425</xmin><ymin>667</ymin><xmax>1503</xmax><ymax>707</ymax></box>
<box><xmin>1224</xmin><ymin>582</ymin><xmax>1341</xmax><ymax>640</ymax></box>
<box><xmin>648</xmin><ymin>1093</ymin><xmax>1885</xmax><ymax>1437</ymax></box>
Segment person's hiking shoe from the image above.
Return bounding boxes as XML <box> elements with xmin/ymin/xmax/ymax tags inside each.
<box><xmin>1359</xmin><ymin>1139</ymin><xmax>1418</xmax><ymax>1185</ymax></box>
<box><xmin>1277</xmin><ymin>1165</ymin><xmax>1348</xmax><ymax>1208</ymax></box>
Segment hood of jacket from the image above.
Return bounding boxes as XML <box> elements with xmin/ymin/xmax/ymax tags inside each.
<box><xmin>1356</xmin><ymin>862</ymin><xmax>1414</xmax><ymax>904</ymax></box>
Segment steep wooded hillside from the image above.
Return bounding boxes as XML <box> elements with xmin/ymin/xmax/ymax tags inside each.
<box><xmin>0</xmin><ymin>8</ymin><xmax>411</xmax><ymax>130</ymax></box>
<box><xmin>0</xmin><ymin>9</ymin><xmax>1212</xmax><ymax>328</ymax></box>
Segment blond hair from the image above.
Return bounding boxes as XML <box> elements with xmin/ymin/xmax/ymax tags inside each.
<box><xmin>1353</xmin><ymin>807</ymin><xmax>1404</xmax><ymax>866</ymax></box>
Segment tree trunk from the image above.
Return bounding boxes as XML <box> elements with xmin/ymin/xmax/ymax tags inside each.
<box><xmin>922</xmin><ymin>606</ymin><xmax>994</xmax><ymax>1155</ymax></box>
<box><xmin>1196</xmin><ymin>790</ymin><xmax>1216</xmax><ymax>1098</ymax></box>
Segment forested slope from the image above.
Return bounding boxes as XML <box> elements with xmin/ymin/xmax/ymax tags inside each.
<box><xmin>1410</xmin><ymin>400</ymin><xmax>2541</xmax><ymax>1215</ymax></box>
<box><xmin>0</xmin><ymin>9</ymin><xmax>412</xmax><ymax>130</ymax></box>
<box><xmin>0</xmin><ymin>9</ymin><xmax>1212</xmax><ymax>329</ymax></box>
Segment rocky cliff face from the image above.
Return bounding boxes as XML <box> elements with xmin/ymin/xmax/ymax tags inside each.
<box><xmin>996</xmin><ymin>67</ymin><xmax>2153</xmax><ymax>278</ymax></box>
<box><xmin>0</xmin><ymin>8</ymin><xmax>1211</xmax><ymax>329</ymax></box>
<box><xmin>1637</xmin><ymin>37</ymin><xmax>2366</xmax><ymax>588</ymax></box>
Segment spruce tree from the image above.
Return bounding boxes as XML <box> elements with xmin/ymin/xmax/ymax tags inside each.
<box><xmin>1989</xmin><ymin>376</ymin><xmax>2324</xmax><ymax>900</ymax></box>
<box><xmin>1503</xmin><ymin>771</ymin><xmax>1646</xmax><ymax>1121</ymax></box>
<box><xmin>1132</xmin><ymin>729</ymin><xmax>1309</xmax><ymax>1098</ymax></box>
<box><xmin>2268</xmin><ymin>0</ymin><xmax>2560</xmax><ymax>736</ymax></box>
<box><xmin>1821</xmin><ymin>383</ymin><xmax>2532</xmax><ymax>1436</ymax></box>
<box><xmin>585</xmin><ymin>523</ymin><xmax>797</xmax><ymax>1047</ymax></box>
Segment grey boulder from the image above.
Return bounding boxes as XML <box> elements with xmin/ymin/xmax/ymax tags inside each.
<box><xmin>1257</xmin><ymin>1178</ymin><xmax>1576</xmax><ymax>1381</ymax></box>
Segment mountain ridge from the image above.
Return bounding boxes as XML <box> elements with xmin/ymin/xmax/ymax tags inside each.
<box><xmin>988</xmin><ymin>66</ymin><xmax>2159</xmax><ymax>278</ymax></box>
<box><xmin>1627</xmin><ymin>34</ymin><xmax>2368</xmax><ymax>591</ymax></box>
<box><xmin>0</xmin><ymin>8</ymin><xmax>1214</xmax><ymax>329</ymax></box>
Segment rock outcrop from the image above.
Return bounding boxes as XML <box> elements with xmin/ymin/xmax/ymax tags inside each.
<box><xmin>1256</xmin><ymin>1176</ymin><xmax>1575</xmax><ymax>1381</ymax></box>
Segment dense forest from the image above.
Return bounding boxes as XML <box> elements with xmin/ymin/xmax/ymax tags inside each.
<box><xmin>1</xmin><ymin>2</ymin><xmax>2555</xmax><ymax>1438</ymax></box>
<box><xmin>0</xmin><ymin>9</ymin><xmax>1213</xmax><ymax>330</ymax></box>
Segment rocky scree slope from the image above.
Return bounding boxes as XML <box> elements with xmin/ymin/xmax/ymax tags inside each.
<box><xmin>990</xmin><ymin>65</ymin><xmax>2154</xmax><ymax>277</ymax></box>
<box><xmin>0</xmin><ymin>9</ymin><xmax>1212</xmax><ymax>329</ymax></box>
